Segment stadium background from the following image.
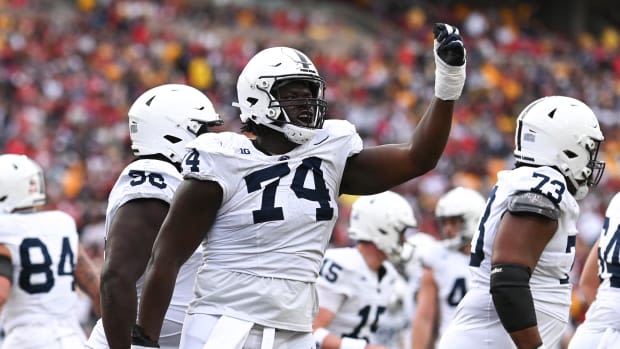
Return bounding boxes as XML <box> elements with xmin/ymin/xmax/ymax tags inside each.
<box><xmin>1</xmin><ymin>0</ymin><xmax>619</xmax><ymax>345</ymax></box>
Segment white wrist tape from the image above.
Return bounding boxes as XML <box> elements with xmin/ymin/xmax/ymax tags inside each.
<box><xmin>313</xmin><ymin>328</ymin><xmax>329</xmax><ymax>347</ymax></box>
<box><xmin>434</xmin><ymin>40</ymin><xmax>466</xmax><ymax>101</ymax></box>
<box><xmin>340</xmin><ymin>337</ymin><xmax>366</xmax><ymax>349</ymax></box>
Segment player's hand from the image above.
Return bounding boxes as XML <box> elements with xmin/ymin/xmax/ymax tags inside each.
<box><xmin>432</xmin><ymin>23</ymin><xmax>466</xmax><ymax>100</ymax></box>
<box><xmin>131</xmin><ymin>324</ymin><xmax>160</xmax><ymax>348</ymax></box>
<box><xmin>433</xmin><ymin>23</ymin><xmax>465</xmax><ymax>66</ymax></box>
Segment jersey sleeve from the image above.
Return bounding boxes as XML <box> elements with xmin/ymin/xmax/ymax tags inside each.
<box><xmin>503</xmin><ymin>166</ymin><xmax>577</xmax><ymax>215</ymax></box>
<box><xmin>0</xmin><ymin>216</ymin><xmax>24</xmax><ymax>247</ymax></box>
<box><xmin>316</xmin><ymin>250</ymin><xmax>353</xmax><ymax>312</ymax></box>
<box><xmin>606</xmin><ymin>192</ymin><xmax>620</xmax><ymax>219</ymax></box>
<box><xmin>322</xmin><ymin>119</ymin><xmax>363</xmax><ymax>158</ymax></box>
<box><xmin>111</xmin><ymin>161</ymin><xmax>181</xmax><ymax>208</ymax></box>
<box><xmin>182</xmin><ymin>132</ymin><xmax>247</xmax><ymax>204</ymax></box>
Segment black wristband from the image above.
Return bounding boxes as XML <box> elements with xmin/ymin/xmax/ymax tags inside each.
<box><xmin>131</xmin><ymin>324</ymin><xmax>160</xmax><ymax>348</ymax></box>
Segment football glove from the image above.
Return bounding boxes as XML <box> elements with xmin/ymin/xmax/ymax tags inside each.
<box><xmin>130</xmin><ymin>324</ymin><xmax>160</xmax><ymax>348</ymax></box>
<box><xmin>433</xmin><ymin>23</ymin><xmax>466</xmax><ymax>100</ymax></box>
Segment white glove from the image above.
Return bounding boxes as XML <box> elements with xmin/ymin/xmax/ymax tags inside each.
<box><xmin>433</xmin><ymin>23</ymin><xmax>466</xmax><ymax>100</ymax></box>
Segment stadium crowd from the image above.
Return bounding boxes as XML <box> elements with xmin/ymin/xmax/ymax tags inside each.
<box><xmin>0</xmin><ymin>0</ymin><xmax>619</xmax><ymax>344</ymax></box>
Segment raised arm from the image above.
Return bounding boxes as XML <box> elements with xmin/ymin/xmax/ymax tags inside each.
<box><xmin>75</xmin><ymin>243</ymin><xmax>101</xmax><ymax>317</ymax></box>
<box><xmin>100</xmin><ymin>199</ymin><xmax>169</xmax><ymax>348</ymax></box>
<box><xmin>341</xmin><ymin>23</ymin><xmax>466</xmax><ymax>195</ymax></box>
<box><xmin>135</xmin><ymin>178</ymin><xmax>222</xmax><ymax>345</ymax></box>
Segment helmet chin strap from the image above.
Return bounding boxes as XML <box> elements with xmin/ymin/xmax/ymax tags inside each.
<box><xmin>282</xmin><ymin>123</ymin><xmax>316</xmax><ymax>144</ymax></box>
<box><xmin>257</xmin><ymin>120</ymin><xmax>316</xmax><ymax>145</ymax></box>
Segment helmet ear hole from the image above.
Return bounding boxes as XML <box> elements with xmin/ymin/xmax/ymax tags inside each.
<box><xmin>563</xmin><ymin>150</ymin><xmax>578</xmax><ymax>159</ymax></box>
<box><xmin>164</xmin><ymin>135</ymin><xmax>182</xmax><ymax>144</ymax></box>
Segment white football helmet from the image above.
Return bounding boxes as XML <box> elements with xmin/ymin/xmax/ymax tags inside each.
<box><xmin>129</xmin><ymin>84</ymin><xmax>222</xmax><ymax>164</ymax></box>
<box><xmin>513</xmin><ymin>96</ymin><xmax>605</xmax><ymax>200</ymax></box>
<box><xmin>0</xmin><ymin>154</ymin><xmax>46</xmax><ymax>213</ymax></box>
<box><xmin>233</xmin><ymin>47</ymin><xmax>327</xmax><ymax>144</ymax></box>
<box><xmin>348</xmin><ymin>191</ymin><xmax>417</xmax><ymax>264</ymax></box>
<box><xmin>435</xmin><ymin>186</ymin><xmax>486</xmax><ymax>250</ymax></box>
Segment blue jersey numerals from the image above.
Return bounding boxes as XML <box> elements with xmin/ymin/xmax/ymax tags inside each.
<box><xmin>18</xmin><ymin>237</ymin><xmax>75</xmax><ymax>294</ymax></box>
<box><xmin>343</xmin><ymin>304</ymin><xmax>386</xmax><ymax>342</ymax></box>
<box><xmin>447</xmin><ymin>277</ymin><xmax>467</xmax><ymax>306</ymax></box>
<box><xmin>599</xmin><ymin>217</ymin><xmax>620</xmax><ymax>288</ymax></box>
<box><xmin>128</xmin><ymin>170</ymin><xmax>167</xmax><ymax>189</ymax></box>
<box><xmin>244</xmin><ymin>157</ymin><xmax>334</xmax><ymax>223</ymax></box>
<box><xmin>531</xmin><ymin>172</ymin><xmax>565</xmax><ymax>205</ymax></box>
<box><xmin>318</xmin><ymin>258</ymin><xmax>343</xmax><ymax>283</ymax></box>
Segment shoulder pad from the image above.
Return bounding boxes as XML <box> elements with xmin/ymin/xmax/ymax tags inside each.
<box><xmin>322</xmin><ymin>119</ymin><xmax>357</xmax><ymax>137</ymax></box>
<box><xmin>606</xmin><ymin>192</ymin><xmax>620</xmax><ymax>218</ymax></box>
<box><xmin>185</xmin><ymin>132</ymin><xmax>245</xmax><ymax>155</ymax></box>
<box><xmin>508</xmin><ymin>191</ymin><xmax>560</xmax><ymax>220</ymax></box>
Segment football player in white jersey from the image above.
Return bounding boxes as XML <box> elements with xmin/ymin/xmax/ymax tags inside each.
<box><xmin>133</xmin><ymin>23</ymin><xmax>466</xmax><ymax>349</ymax></box>
<box><xmin>411</xmin><ymin>186</ymin><xmax>486</xmax><ymax>349</ymax></box>
<box><xmin>438</xmin><ymin>96</ymin><xmax>606</xmax><ymax>349</ymax></box>
<box><xmin>0</xmin><ymin>154</ymin><xmax>101</xmax><ymax>348</ymax></box>
<box><xmin>312</xmin><ymin>191</ymin><xmax>417</xmax><ymax>349</ymax></box>
<box><xmin>85</xmin><ymin>84</ymin><xmax>223</xmax><ymax>349</ymax></box>
<box><xmin>568</xmin><ymin>192</ymin><xmax>620</xmax><ymax>349</ymax></box>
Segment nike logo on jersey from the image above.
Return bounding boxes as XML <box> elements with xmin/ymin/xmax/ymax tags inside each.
<box><xmin>313</xmin><ymin>135</ymin><xmax>329</xmax><ymax>145</ymax></box>
<box><xmin>490</xmin><ymin>266</ymin><xmax>503</xmax><ymax>274</ymax></box>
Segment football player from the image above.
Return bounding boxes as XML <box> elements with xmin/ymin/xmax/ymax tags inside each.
<box><xmin>85</xmin><ymin>84</ymin><xmax>223</xmax><ymax>349</ymax></box>
<box><xmin>411</xmin><ymin>186</ymin><xmax>486</xmax><ymax>349</ymax></box>
<box><xmin>313</xmin><ymin>191</ymin><xmax>417</xmax><ymax>349</ymax></box>
<box><xmin>133</xmin><ymin>23</ymin><xmax>466</xmax><ymax>349</ymax></box>
<box><xmin>0</xmin><ymin>154</ymin><xmax>100</xmax><ymax>348</ymax></box>
<box><xmin>568</xmin><ymin>191</ymin><xmax>620</xmax><ymax>348</ymax></box>
<box><xmin>438</xmin><ymin>96</ymin><xmax>606</xmax><ymax>349</ymax></box>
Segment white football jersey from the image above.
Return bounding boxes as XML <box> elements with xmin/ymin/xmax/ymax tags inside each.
<box><xmin>594</xmin><ymin>191</ymin><xmax>620</xmax><ymax>305</ymax></box>
<box><xmin>88</xmin><ymin>159</ymin><xmax>203</xmax><ymax>348</ymax></box>
<box><xmin>418</xmin><ymin>240</ymin><xmax>469</xmax><ymax>337</ymax></box>
<box><xmin>439</xmin><ymin>166</ymin><xmax>579</xmax><ymax>349</ymax></box>
<box><xmin>182</xmin><ymin>119</ymin><xmax>363</xmax><ymax>332</ymax></box>
<box><xmin>317</xmin><ymin>247</ymin><xmax>401</xmax><ymax>344</ymax></box>
<box><xmin>0</xmin><ymin>210</ymin><xmax>80</xmax><ymax>333</ymax></box>
<box><xmin>370</xmin><ymin>269</ymin><xmax>412</xmax><ymax>349</ymax></box>
<box><xmin>469</xmin><ymin>165</ymin><xmax>579</xmax><ymax>319</ymax></box>
<box><xmin>568</xmin><ymin>192</ymin><xmax>620</xmax><ymax>348</ymax></box>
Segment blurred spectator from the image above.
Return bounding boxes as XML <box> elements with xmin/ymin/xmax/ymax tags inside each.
<box><xmin>1</xmin><ymin>2</ymin><xmax>618</xmax><ymax>344</ymax></box>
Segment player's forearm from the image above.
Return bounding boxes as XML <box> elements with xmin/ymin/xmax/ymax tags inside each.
<box><xmin>76</xmin><ymin>246</ymin><xmax>101</xmax><ymax>316</ymax></box>
<box><xmin>406</xmin><ymin>22</ymin><xmax>465</xmax><ymax>174</ymax></box>
<box><xmin>101</xmin><ymin>271</ymin><xmax>138</xmax><ymax>348</ymax></box>
<box><xmin>136</xmin><ymin>261</ymin><xmax>179</xmax><ymax>340</ymax></box>
<box><xmin>509</xmin><ymin>326</ymin><xmax>544</xmax><ymax>349</ymax></box>
<box><xmin>411</xmin><ymin>319</ymin><xmax>433</xmax><ymax>349</ymax></box>
<box><xmin>407</xmin><ymin>98</ymin><xmax>454</xmax><ymax>173</ymax></box>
